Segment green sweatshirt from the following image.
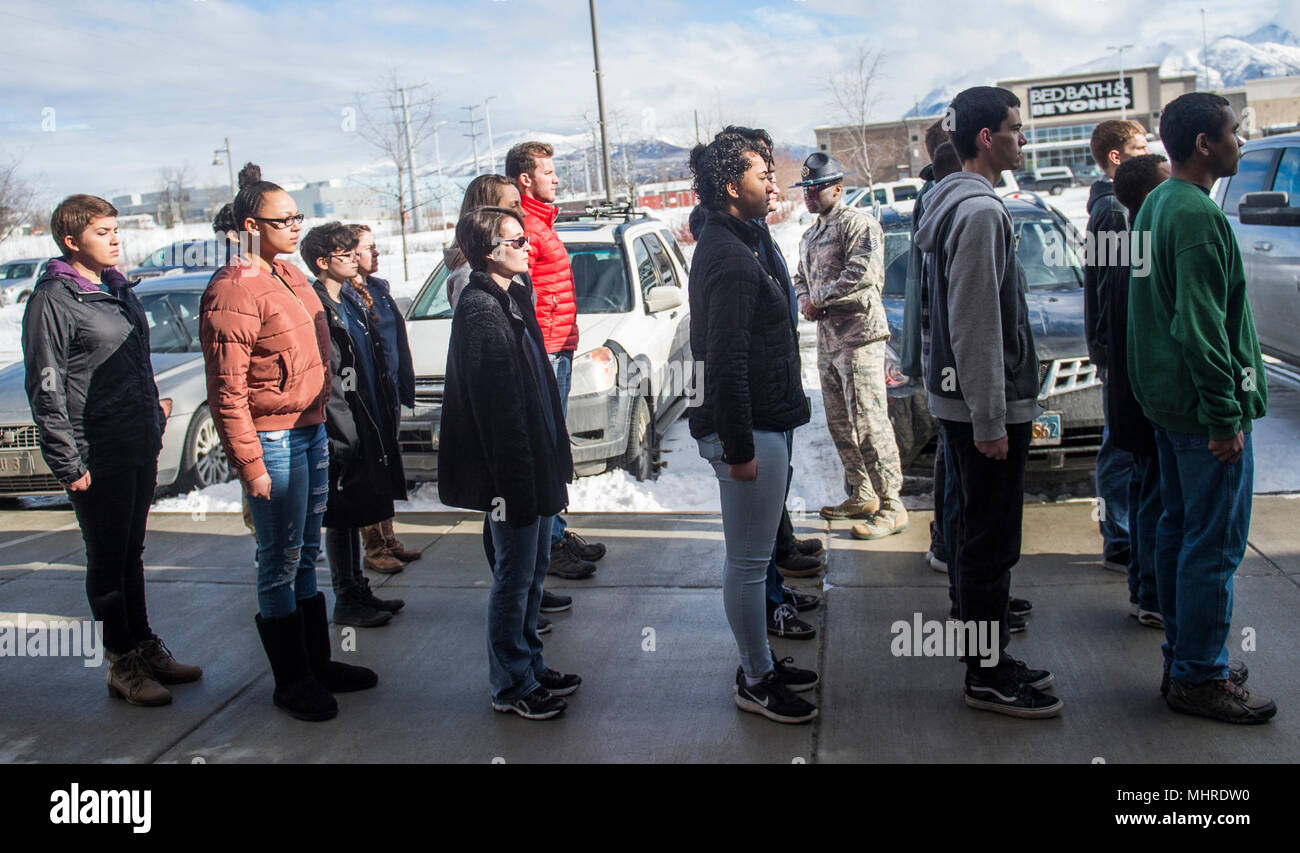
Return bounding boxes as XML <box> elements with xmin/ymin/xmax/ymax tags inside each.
<box><xmin>1127</xmin><ymin>177</ymin><xmax>1266</xmax><ymax>440</ymax></box>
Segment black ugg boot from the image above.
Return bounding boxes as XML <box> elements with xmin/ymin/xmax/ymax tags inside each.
<box><xmin>299</xmin><ymin>592</ymin><xmax>379</xmax><ymax>693</ymax></box>
<box><xmin>254</xmin><ymin>609</ymin><xmax>337</xmax><ymax>722</ymax></box>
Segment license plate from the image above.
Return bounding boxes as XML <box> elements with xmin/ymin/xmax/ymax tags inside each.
<box><xmin>1031</xmin><ymin>412</ymin><xmax>1062</xmax><ymax>446</ymax></box>
<box><xmin>0</xmin><ymin>451</ymin><xmax>37</xmax><ymax>476</ymax></box>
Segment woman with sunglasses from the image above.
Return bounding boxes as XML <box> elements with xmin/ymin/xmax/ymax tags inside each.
<box><xmin>346</xmin><ymin>224</ymin><xmax>418</xmax><ymax>574</ymax></box>
<box><xmin>201</xmin><ymin>181</ymin><xmax>376</xmax><ymax>722</ymax></box>
<box><xmin>439</xmin><ymin>206</ymin><xmax>579</xmax><ymax>720</ymax></box>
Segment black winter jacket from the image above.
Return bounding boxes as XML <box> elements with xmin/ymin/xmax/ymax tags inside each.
<box><xmin>22</xmin><ymin>264</ymin><xmax>164</xmax><ymax>483</ymax></box>
<box><xmin>312</xmin><ymin>280</ymin><xmax>407</xmax><ymax>529</ymax></box>
<box><xmin>1102</xmin><ymin>227</ymin><xmax>1157</xmax><ymax>456</ymax></box>
<box><xmin>1084</xmin><ymin>180</ymin><xmax>1127</xmax><ymax>370</ymax></box>
<box><xmin>687</xmin><ymin>210</ymin><xmax>810</xmax><ymax>464</ymax></box>
<box><xmin>438</xmin><ymin>271</ymin><xmax>571</xmax><ymax>527</ymax></box>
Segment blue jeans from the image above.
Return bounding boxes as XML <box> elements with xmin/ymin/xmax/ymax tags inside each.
<box><xmin>1127</xmin><ymin>451</ymin><xmax>1161</xmax><ymax>612</ymax></box>
<box><xmin>1096</xmin><ymin>385</ymin><xmax>1133</xmax><ymax>562</ymax></box>
<box><xmin>548</xmin><ymin>351</ymin><xmax>572</xmax><ymax>546</ymax></box>
<box><xmin>698</xmin><ymin>430</ymin><xmax>788</xmax><ymax>678</ymax></box>
<box><xmin>487</xmin><ymin>514</ymin><xmax>553</xmax><ymax>702</ymax></box>
<box><xmin>1153</xmin><ymin>428</ymin><xmax>1253</xmax><ymax>686</ymax></box>
<box><xmin>246</xmin><ymin>424</ymin><xmax>327</xmax><ymax>617</ymax></box>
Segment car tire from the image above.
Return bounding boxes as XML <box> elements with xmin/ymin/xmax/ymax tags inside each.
<box><xmin>1049</xmin><ymin>184</ymin><xmax>1064</xmax><ymax>196</ymax></box>
<box><xmin>178</xmin><ymin>405</ymin><xmax>231</xmax><ymax>491</ymax></box>
<box><xmin>619</xmin><ymin>396</ymin><xmax>656</xmax><ymax>482</ymax></box>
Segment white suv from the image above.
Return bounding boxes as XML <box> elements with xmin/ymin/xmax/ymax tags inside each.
<box><xmin>402</xmin><ymin>210</ymin><xmax>694</xmax><ymax>482</ymax></box>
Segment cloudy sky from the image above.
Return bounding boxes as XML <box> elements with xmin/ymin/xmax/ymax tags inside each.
<box><xmin>1</xmin><ymin>0</ymin><xmax>1293</xmax><ymax>204</ymax></box>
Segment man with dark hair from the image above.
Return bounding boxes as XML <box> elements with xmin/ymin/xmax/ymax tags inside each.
<box><xmin>505</xmin><ymin>141</ymin><xmax>605</xmax><ymax>580</ymax></box>
<box><xmin>1084</xmin><ymin>120</ymin><xmax>1149</xmax><ymax>585</ymax></box>
<box><xmin>1128</xmin><ymin>93</ymin><xmax>1274</xmax><ymax>723</ymax></box>
<box><xmin>915</xmin><ymin>86</ymin><xmax>1061</xmax><ymax>718</ymax></box>
<box><xmin>1112</xmin><ymin>153</ymin><xmax>1169</xmax><ymax>223</ymax></box>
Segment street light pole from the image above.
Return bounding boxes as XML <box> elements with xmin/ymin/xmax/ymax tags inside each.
<box><xmin>213</xmin><ymin>137</ymin><xmax>234</xmax><ymax>201</ymax></box>
<box><xmin>434</xmin><ymin>120</ymin><xmax>449</xmax><ymax>248</ymax></box>
<box><xmin>484</xmin><ymin>95</ymin><xmax>498</xmax><ymax>175</ymax></box>
<box><xmin>1106</xmin><ymin>44</ymin><xmax>1134</xmax><ymax>120</ymax></box>
<box><xmin>401</xmin><ymin>87</ymin><xmax>421</xmax><ymax>233</ymax></box>
<box><xmin>588</xmin><ymin>0</ymin><xmax>614</xmax><ymax>203</ymax></box>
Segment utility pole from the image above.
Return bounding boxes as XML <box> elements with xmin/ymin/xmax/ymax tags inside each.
<box><xmin>433</xmin><ymin>120</ymin><xmax>449</xmax><ymax>248</ymax></box>
<box><xmin>461</xmin><ymin>104</ymin><xmax>483</xmax><ymax>176</ymax></box>
<box><xmin>400</xmin><ymin>87</ymin><xmax>421</xmax><ymax>232</ymax></box>
<box><xmin>581</xmin><ymin>149</ymin><xmax>592</xmax><ymax>197</ymax></box>
<box><xmin>212</xmin><ymin>137</ymin><xmax>234</xmax><ymax>201</ymax></box>
<box><xmin>484</xmin><ymin>95</ymin><xmax>498</xmax><ymax>175</ymax></box>
<box><xmin>694</xmin><ymin>109</ymin><xmax>700</xmax><ymax>145</ymax></box>
<box><xmin>588</xmin><ymin>0</ymin><xmax>615</xmax><ymax>203</ymax></box>
<box><xmin>1106</xmin><ymin>44</ymin><xmax>1133</xmax><ymax>120</ymax></box>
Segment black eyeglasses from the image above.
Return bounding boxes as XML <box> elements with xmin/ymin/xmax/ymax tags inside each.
<box><xmin>254</xmin><ymin>213</ymin><xmax>306</xmax><ymax>229</ymax></box>
<box><xmin>493</xmin><ymin>235</ymin><xmax>530</xmax><ymax>250</ymax></box>
<box><xmin>328</xmin><ymin>251</ymin><xmax>359</xmax><ymax>261</ymax></box>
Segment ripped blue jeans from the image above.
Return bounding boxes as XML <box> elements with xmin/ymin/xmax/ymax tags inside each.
<box><xmin>246</xmin><ymin>423</ymin><xmax>328</xmax><ymax>617</ymax></box>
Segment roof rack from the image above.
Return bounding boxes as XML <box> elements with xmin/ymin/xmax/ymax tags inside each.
<box><xmin>555</xmin><ymin>200</ymin><xmax>650</xmax><ymax>223</ymax></box>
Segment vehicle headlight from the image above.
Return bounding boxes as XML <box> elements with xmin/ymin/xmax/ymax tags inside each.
<box><xmin>570</xmin><ymin>346</ymin><xmax>618</xmax><ymax>396</ymax></box>
<box><xmin>884</xmin><ymin>345</ymin><xmax>910</xmax><ymax>388</ymax></box>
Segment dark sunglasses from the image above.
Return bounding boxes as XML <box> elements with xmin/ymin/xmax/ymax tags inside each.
<box><xmin>493</xmin><ymin>235</ymin><xmax>530</xmax><ymax>250</ymax></box>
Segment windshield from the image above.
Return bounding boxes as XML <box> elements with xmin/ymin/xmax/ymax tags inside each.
<box><xmin>0</xmin><ymin>262</ymin><xmax>37</xmax><ymax>280</ymax></box>
<box><xmin>139</xmin><ymin>290</ymin><xmax>202</xmax><ymax>353</ymax></box>
<box><xmin>139</xmin><ymin>241</ymin><xmax>224</xmax><ymax>269</ymax></box>
<box><xmin>882</xmin><ymin>228</ymin><xmax>911</xmax><ymax>297</ymax></box>
<box><xmin>409</xmin><ymin>242</ymin><xmax>632</xmax><ymax>320</ymax></box>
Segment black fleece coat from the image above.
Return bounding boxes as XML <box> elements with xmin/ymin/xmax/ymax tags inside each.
<box><xmin>312</xmin><ymin>280</ymin><xmax>407</xmax><ymax>529</ymax></box>
<box><xmin>687</xmin><ymin>210</ymin><xmax>810</xmax><ymax>464</ymax></box>
<box><xmin>1084</xmin><ymin>179</ymin><xmax>1127</xmax><ymax>370</ymax></box>
<box><xmin>438</xmin><ymin>271</ymin><xmax>571</xmax><ymax>527</ymax></box>
<box><xmin>1102</xmin><ymin>226</ymin><xmax>1157</xmax><ymax>457</ymax></box>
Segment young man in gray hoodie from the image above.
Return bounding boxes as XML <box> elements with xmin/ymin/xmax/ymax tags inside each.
<box><xmin>914</xmin><ymin>86</ymin><xmax>1061</xmax><ymax>718</ymax></box>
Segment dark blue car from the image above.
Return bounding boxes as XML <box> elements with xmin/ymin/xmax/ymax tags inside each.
<box><xmin>877</xmin><ymin>193</ymin><xmax>1104</xmax><ymax>472</ymax></box>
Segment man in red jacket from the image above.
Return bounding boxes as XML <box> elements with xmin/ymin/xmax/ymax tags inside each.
<box><xmin>507</xmin><ymin>141</ymin><xmax>606</xmax><ymax>581</ymax></box>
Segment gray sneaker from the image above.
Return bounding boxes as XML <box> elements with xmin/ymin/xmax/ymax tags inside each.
<box><xmin>1166</xmin><ymin>676</ymin><xmax>1276</xmax><ymax>724</ymax></box>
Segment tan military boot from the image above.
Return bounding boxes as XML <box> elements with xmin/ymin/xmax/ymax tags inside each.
<box><xmin>820</xmin><ymin>496</ymin><xmax>880</xmax><ymax>520</ymax></box>
<box><xmin>850</xmin><ymin>501</ymin><xmax>910</xmax><ymax>540</ymax></box>
<box><xmin>106</xmin><ymin>649</ymin><xmax>172</xmax><ymax>706</ymax></box>
<box><xmin>361</xmin><ymin>524</ymin><xmax>405</xmax><ymax>573</ymax></box>
<box><xmin>136</xmin><ymin>634</ymin><xmax>203</xmax><ymax>684</ymax></box>
<box><xmin>381</xmin><ymin>518</ymin><xmax>422</xmax><ymax>563</ymax></box>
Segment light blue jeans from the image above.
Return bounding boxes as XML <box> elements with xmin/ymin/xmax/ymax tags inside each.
<box><xmin>698</xmin><ymin>430</ymin><xmax>789</xmax><ymax>679</ymax></box>
<box><xmin>245</xmin><ymin>423</ymin><xmax>328</xmax><ymax>617</ymax></box>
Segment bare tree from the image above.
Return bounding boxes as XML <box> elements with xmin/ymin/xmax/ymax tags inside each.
<box><xmin>828</xmin><ymin>47</ymin><xmax>889</xmax><ymax>197</ymax></box>
<box><xmin>157</xmin><ymin>165</ymin><xmax>192</xmax><ymax>228</ymax></box>
<box><xmin>0</xmin><ymin>159</ymin><xmax>36</xmax><ymax>244</ymax></box>
<box><xmin>353</xmin><ymin>71</ymin><xmax>441</xmax><ymax>280</ymax></box>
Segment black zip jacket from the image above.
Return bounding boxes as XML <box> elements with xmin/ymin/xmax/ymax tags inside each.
<box><xmin>1102</xmin><ymin>226</ymin><xmax>1157</xmax><ymax>456</ymax></box>
<box><xmin>438</xmin><ymin>271</ymin><xmax>572</xmax><ymax>527</ymax></box>
<box><xmin>687</xmin><ymin>210</ymin><xmax>810</xmax><ymax>464</ymax></box>
<box><xmin>1084</xmin><ymin>180</ymin><xmax>1127</xmax><ymax>370</ymax></box>
<box><xmin>22</xmin><ymin>265</ymin><xmax>164</xmax><ymax>483</ymax></box>
<box><xmin>311</xmin><ymin>280</ymin><xmax>407</xmax><ymax>529</ymax></box>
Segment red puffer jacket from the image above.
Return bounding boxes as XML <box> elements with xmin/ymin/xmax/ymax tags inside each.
<box><xmin>521</xmin><ymin>193</ymin><xmax>579</xmax><ymax>353</ymax></box>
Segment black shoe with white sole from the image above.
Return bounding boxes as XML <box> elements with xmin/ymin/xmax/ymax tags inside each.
<box><xmin>781</xmin><ymin>585</ymin><xmax>820</xmax><ymax>612</ymax></box>
<box><xmin>1006</xmin><ymin>656</ymin><xmax>1054</xmax><ymax>690</ymax></box>
<box><xmin>964</xmin><ymin>670</ymin><xmax>1063</xmax><ymax>718</ymax></box>
<box><xmin>769</xmin><ymin>654</ymin><xmax>818</xmax><ymax>692</ymax></box>
<box><xmin>491</xmin><ymin>686</ymin><xmax>566</xmax><ymax>720</ymax></box>
<box><xmin>536</xmin><ymin>668</ymin><xmax>581</xmax><ymax>696</ymax></box>
<box><xmin>1008</xmin><ymin>612</ymin><xmax>1027</xmax><ymax>634</ymax></box>
<box><xmin>537</xmin><ymin>615</ymin><xmax>552</xmax><ymax>635</ymax></box>
<box><xmin>734</xmin><ymin>668</ymin><xmax>818</xmax><ymax>724</ymax></box>
<box><xmin>540</xmin><ymin>590</ymin><xmax>572</xmax><ymax>613</ymax></box>
<box><xmin>767</xmin><ymin>603</ymin><xmax>816</xmax><ymax>639</ymax></box>
<box><xmin>1009</xmin><ymin>597</ymin><xmax>1032</xmax><ymax>616</ymax></box>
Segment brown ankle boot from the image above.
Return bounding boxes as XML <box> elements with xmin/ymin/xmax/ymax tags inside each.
<box><xmin>137</xmin><ymin>634</ymin><xmax>203</xmax><ymax>684</ymax></box>
<box><xmin>361</xmin><ymin>524</ymin><xmax>405</xmax><ymax>573</ymax></box>
<box><xmin>106</xmin><ymin>649</ymin><xmax>172</xmax><ymax>706</ymax></box>
<box><xmin>381</xmin><ymin>518</ymin><xmax>421</xmax><ymax>563</ymax></box>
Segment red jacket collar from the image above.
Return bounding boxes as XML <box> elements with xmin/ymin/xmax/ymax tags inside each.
<box><xmin>520</xmin><ymin>192</ymin><xmax>557</xmax><ymax>225</ymax></box>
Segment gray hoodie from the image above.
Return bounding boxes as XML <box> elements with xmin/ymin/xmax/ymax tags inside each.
<box><xmin>914</xmin><ymin>171</ymin><xmax>1040</xmax><ymax>441</ymax></box>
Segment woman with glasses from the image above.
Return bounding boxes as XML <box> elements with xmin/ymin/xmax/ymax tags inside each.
<box><xmin>300</xmin><ymin>223</ymin><xmax>407</xmax><ymax>630</ymax></box>
<box><xmin>444</xmin><ymin>175</ymin><xmax>524</xmax><ymax>309</ymax></box>
<box><xmin>346</xmin><ymin>224</ymin><xmax>418</xmax><ymax>574</ymax></box>
<box><xmin>201</xmin><ymin>181</ymin><xmax>376</xmax><ymax>723</ymax></box>
<box><xmin>438</xmin><ymin>206</ymin><xmax>579</xmax><ymax>720</ymax></box>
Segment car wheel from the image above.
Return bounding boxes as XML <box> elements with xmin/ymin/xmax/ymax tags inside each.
<box><xmin>619</xmin><ymin>396</ymin><xmax>656</xmax><ymax>481</ymax></box>
<box><xmin>1049</xmin><ymin>184</ymin><xmax>1064</xmax><ymax>196</ymax></box>
<box><xmin>180</xmin><ymin>406</ymin><xmax>231</xmax><ymax>490</ymax></box>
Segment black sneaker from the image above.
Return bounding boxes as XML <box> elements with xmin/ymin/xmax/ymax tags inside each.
<box><xmin>356</xmin><ymin>576</ymin><xmax>404</xmax><ymax>614</ymax></box>
<box><xmin>769</xmin><ymin>654</ymin><xmax>818</xmax><ymax>692</ymax></box>
<box><xmin>1166</xmin><ymin>676</ymin><xmax>1276</xmax><ymax>724</ymax></box>
<box><xmin>1009</xmin><ymin>597</ymin><xmax>1032</xmax><ymax>616</ymax></box>
<box><xmin>562</xmin><ymin>530</ymin><xmax>606</xmax><ymax>562</ymax></box>
<box><xmin>537</xmin><ymin>615</ymin><xmax>552</xmax><ymax>635</ymax></box>
<box><xmin>1006</xmin><ymin>656</ymin><xmax>1054</xmax><ymax>690</ymax></box>
<box><xmin>733</xmin><ymin>668</ymin><xmax>818</xmax><ymax>723</ymax></box>
<box><xmin>492</xmin><ymin>686</ymin><xmax>566</xmax><ymax>720</ymax></box>
<box><xmin>548</xmin><ymin>544</ymin><xmax>596</xmax><ymax>579</ymax></box>
<box><xmin>781</xmin><ymin>585</ymin><xmax>820</xmax><ymax>612</ymax></box>
<box><xmin>540</xmin><ymin>590</ymin><xmax>572</xmax><ymax>613</ymax></box>
<box><xmin>964</xmin><ymin>671</ymin><xmax>1063</xmax><ymax>719</ymax></box>
<box><xmin>1161</xmin><ymin>659</ymin><xmax>1248</xmax><ymax>697</ymax></box>
<box><xmin>794</xmin><ymin>537</ymin><xmax>824</xmax><ymax>558</ymax></box>
<box><xmin>775</xmin><ymin>552</ymin><xmax>823</xmax><ymax>578</ymax></box>
<box><xmin>1008</xmin><ymin>612</ymin><xmax>1027</xmax><ymax>634</ymax></box>
<box><xmin>536</xmin><ymin>667</ymin><xmax>581</xmax><ymax>696</ymax></box>
<box><xmin>767</xmin><ymin>603</ymin><xmax>816</xmax><ymax>640</ymax></box>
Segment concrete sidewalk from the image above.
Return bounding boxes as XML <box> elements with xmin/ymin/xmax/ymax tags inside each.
<box><xmin>0</xmin><ymin>497</ymin><xmax>1297</xmax><ymax>763</ymax></box>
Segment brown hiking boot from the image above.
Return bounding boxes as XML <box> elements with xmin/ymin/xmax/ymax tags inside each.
<box><xmin>106</xmin><ymin>649</ymin><xmax>172</xmax><ymax>706</ymax></box>
<box><xmin>850</xmin><ymin>501</ymin><xmax>910</xmax><ymax>540</ymax></box>
<box><xmin>136</xmin><ymin>634</ymin><xmax>202</xmax><ymax>684</ymax></box>
<box><xmin>382</xmin><ymin>518</ymin><xmax>422</xmax><ymax>563</ymax></box>
<box><xmin>819</xmin><ymin>497</ymin><xmax>879</xmax><ymax>520</ymax></box>
<box><xmin>361</xmin><ymin>524</ymin><xmax>405</xmax><ymax>573</ymax></box>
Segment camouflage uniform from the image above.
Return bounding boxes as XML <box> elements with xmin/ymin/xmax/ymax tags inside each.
<box><xmin>793</xmin><ymin>201</ymin><xmax>902</xmax><ymax>506</ymax></box>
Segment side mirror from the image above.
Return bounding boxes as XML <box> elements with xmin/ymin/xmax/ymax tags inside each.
<box><xmin>645</xmin><ymin>285</ymin><xmax>683</xmax><ymax>313</ymax></box>
<box><xmin>1239</xmin><ymin>191</ymin><xmax>1300</xmax><ymax>226</ymax></box>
